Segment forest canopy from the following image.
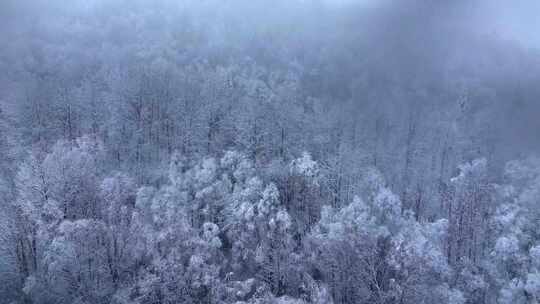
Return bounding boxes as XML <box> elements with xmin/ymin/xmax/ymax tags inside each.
<box><xmin>1</xmin><ymin>1</ymin><xmax>540</xmax><ymax>304</ymax></box>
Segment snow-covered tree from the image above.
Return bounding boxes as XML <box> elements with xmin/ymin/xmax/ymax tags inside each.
<box><xmin>490</xmin><ymin>157</ymin><xmax>540</xmax><ymax>304</ymax></box>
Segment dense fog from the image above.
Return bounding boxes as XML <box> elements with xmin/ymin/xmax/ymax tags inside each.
<box><xmin>1</xmin><ymin>1</ymin><xmax>540</xmax><ymax>303</ymax></box>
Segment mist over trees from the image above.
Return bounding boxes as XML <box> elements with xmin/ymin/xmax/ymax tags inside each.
<box><xmin>1</xmin><ymin>0</ymin><xmax>540</xmax><ymax>303</ymax></box>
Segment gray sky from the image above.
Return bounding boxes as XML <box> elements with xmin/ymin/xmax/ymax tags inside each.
<box><xmin>482</xmin><ymin>0</ymin><xmax>540</xmax><ymax>48</ymax></box>
<box><xmin>325</xmin><ymin>0</ymin><xmax>540</xmax><ymax>49</ymax></box>
<box><xmin>2</xmin><ymin>0</ymin><xmax>540</xmax><ymax>49</ymax></box>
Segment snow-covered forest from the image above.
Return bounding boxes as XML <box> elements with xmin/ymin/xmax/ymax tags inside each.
<box><xmin>1</xmin><ymin>1</ymin><xmax>540</xmax><ymax>303</ymax></box>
